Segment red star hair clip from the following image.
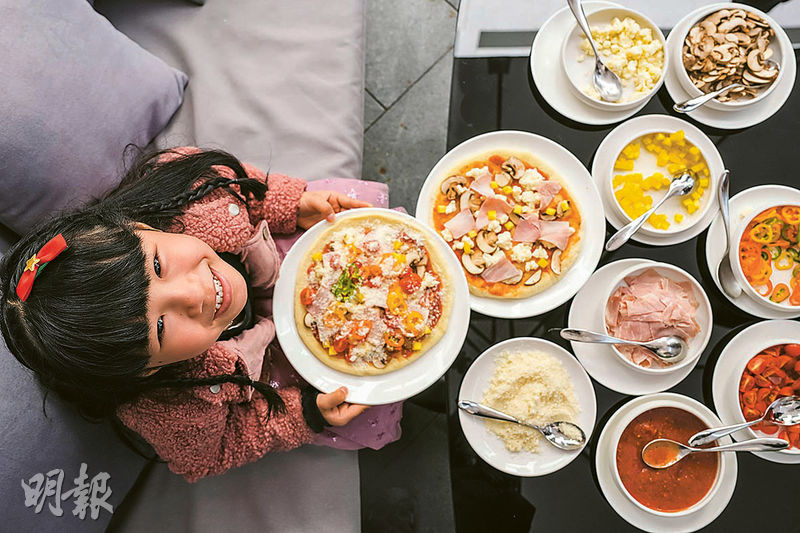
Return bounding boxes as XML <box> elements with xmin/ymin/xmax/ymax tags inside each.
<box><xmin>15</xmin><ymin>234</ymin><xmax>68</xmax><ymax>302</ymax></box>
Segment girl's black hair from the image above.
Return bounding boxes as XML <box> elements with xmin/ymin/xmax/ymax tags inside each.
<box><xmin>0</xmin><ymin>148</ymin><xmax>285</xmax><ymax>425</ymax></box>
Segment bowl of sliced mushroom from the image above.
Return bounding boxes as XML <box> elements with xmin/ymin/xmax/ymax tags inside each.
<box><xmin>678</xmin><ymin>5</ymin><xmax>786</xmax><ymax>110</ymax></box>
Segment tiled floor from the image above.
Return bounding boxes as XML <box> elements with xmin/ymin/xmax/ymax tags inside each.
<box><xmin>359</xmin><ymin>1</ymin><xmax>458</xmax><ymax>531</ymax></box>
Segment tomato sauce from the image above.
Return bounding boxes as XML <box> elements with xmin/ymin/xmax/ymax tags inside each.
<box><xmin>616</xmin><ymin>407</ymin><xmax>718</xmax><ymax>513</ymax></box>
<box><xmin>431</xmin><ymin>153</ymin><xmax>582</xmax><ymax>297</ymax></box>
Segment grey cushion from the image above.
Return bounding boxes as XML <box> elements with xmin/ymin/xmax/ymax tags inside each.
<box><xmin>0</xmin><ymin>0</ymin><xmax>187</xmax><ymax>235</ymax></box>
<box><xmin>0</xmin><ymin>286</ymin><xmax>149</xmax><ymax>532</ymax></box>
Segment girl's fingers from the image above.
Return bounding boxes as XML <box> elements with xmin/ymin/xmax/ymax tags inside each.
<box><xmin>317</xmin><ymin>387</ymin><xmax>348</xmax><ymax>410</ymax></box>
<box><xmin>332</xmin><ymin>193</ymin><xmax>372</xmax><ymax>211</ymax></box>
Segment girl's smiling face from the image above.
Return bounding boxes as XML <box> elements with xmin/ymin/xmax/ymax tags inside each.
<box><xmin>136</xmin><ymin>227</ymin><xmax>248</xmax><ymax>367</ymax></box>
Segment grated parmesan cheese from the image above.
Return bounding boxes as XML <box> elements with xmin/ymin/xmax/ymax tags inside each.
<box><xmin>482</xmin><ymin>350</ymin><xmax>580</xmax><ymax>453</ymax></box>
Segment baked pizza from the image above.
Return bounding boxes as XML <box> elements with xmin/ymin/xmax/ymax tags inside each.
<box><xmin>430</xmin><ymin>151</ymin><xmax>582</xmax><ymax>299</ymax></box>
<box><xmin>295</xmin><ymin>212</ymin><xmax>453</xmax><ymax>376</ymax></box>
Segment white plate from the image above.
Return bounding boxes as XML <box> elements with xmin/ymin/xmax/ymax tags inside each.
<box><xmin>415</xmin><ymin>130</ymin><xmax>605</xmax><ymax>319</ymax></box>
<box><xmin>664</xmin><ymin>3</ymin><xmax>797</xmax><ymax>130</ymax></box>
<box><xmin>704</xmin><ymin>184</ymin><xmax>800</xmax><ymax>319</ymax></box>
<box><xmin>529</xmin><ymin>1</ymin><xmax>649</xmax><ymax>126</ymax></box>
<box><xmin>568</xmin><ymin>258</ymin><xmax>703</xmax><ymax>395</ymax></box>
<box><xmin>273</xmin><ymin>208</ymin><xmax>470</xmax><ymax>405</ymax></box>
<box><xmin>591</xmin><ymin>114</ymin><xmax>723</xmax><ymax>246</ymax></box>
<box><xmin>711</xmin><ymin>320</ymin><xmax>800</xmax><ymax>464</ymax></box>
<box><xmin>595</xmin><ymin>393</ymin><xmax>737</xmax><ymax>533</ymax></box>
<box><xmin>457</xmin><ymin>337</ymin><xmax>596</xmax><ymax>476</ymax></box>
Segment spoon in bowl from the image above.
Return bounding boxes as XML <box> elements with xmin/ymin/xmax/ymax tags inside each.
<box><xmin>458</xmin><ymin>400</ymin><xmax>586</xmax><ymax>451</ymax></box>
<box><xmin>641</xmin><ymin>437</ymin><xmax>789</xmax><ymax>469</ymax></box>
<box><xmin>673</xmin><ymin>60</ymin><xmax>780</xmax><ymax>113</ymax></box>
<box><xmin>688</xmin><ymin>395</ymin><xmax>800</xmax><ymax>447</ymax></box>
<box><xmin>605</xmin><ymin>172</ymin><xmax>696</xmax><ymax>252</ymax></box>
<box><xmin>567</xmin><ymin>0</ymin><xmax>622</xmax><ymax>102</ymax></box>
<box><xmin>552</xmin><ymin>328</ymin><xmax>688</xmax><ymax>364</ymax></box>
<box><xmin>715</xmin><ymin>169</ymin><xmax>742</xmax><ymax>299</ymax></box>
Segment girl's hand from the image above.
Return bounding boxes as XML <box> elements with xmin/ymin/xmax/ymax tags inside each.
<box><xmin>316</xmin><ymin>387</ymin><xmax>369</xmax><ymax>426</ymax></box>
<box><xmin>298</xmin><ymin>191</ymin><xmax>371</xmax><ymax>229</ymax></box>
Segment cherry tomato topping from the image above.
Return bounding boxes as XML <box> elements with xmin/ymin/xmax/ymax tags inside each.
<box><xmin>332</xmin><ymin>337</ymin><xmax>350</xmax><ymax>353</ymax></box>
<box><xmin>742</xmin><ymin>389</ymin><xmax>757</xmax><ymax>406</ymax></box>
<box><xmin>785</xmin><ymin>344</ymin><xmax>800</xmax><ymax>357</ymax></box>
<box><xmin>747</xmin><ymin>356</ymin><xmax>766</xmax><ymax>374</ymax></box>
<box><xmin>399</xmin><ymin>267</ymin><xmax>422</xmax><ymax>294</ymax></box>
<box><xmin>384</xmin><ymin>329</ymin><xmax>404</xmax><ymax>350</ymax></box>
<box><xmin>743</xmin><ymin>407</ymin><xmax>762</xmax><ymax>421</ymax></box>
<box><xmin>754</xmin><ymin>375</ymin><xmax>771</xmax><ymax>388</ymax></box>
<box><xmin>779</xmin><ymin>386</ymin><xmax>795</xmax><ymax>397</ymax></box>
<box><xmin>739</xmin><ymin>374</ymin><xmax>755</xmax><ymax>392</ymax></box>
<box><xmin>756</xmin><ymin>387</ymin><xmax>771</xmax><ymax>402</ymax></box>
<box><xmin>759</xmin><ymin>423</ymin><xmax>779</xmax><ymax>435</ymax></box>
<box><xmin>300</xmin><ymin>287</ymin><xmax>315</xmax><ymax>306</ymax></box>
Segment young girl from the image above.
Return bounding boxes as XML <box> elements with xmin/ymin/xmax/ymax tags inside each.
<box><xmin>0</xmin><ymin>147</ymin><xmax>402</xmax><ymax>482</ymax></box>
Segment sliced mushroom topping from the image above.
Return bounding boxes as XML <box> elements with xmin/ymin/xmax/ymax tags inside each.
<box><xmin>551</xmin><ymin>250</ymin><xmax>562</xmax><ymax>275</ymax></box>
<box><xmin>441</xmin><ymin>175</ymin><xmax>467</xmax><ymax>200</ymax></box>
<box><xmin>502</xmin><ymin>271</ymin><xmax>523</xmax><ymax>285</ymax></box>
<box><xmin>508</xmin><ymin>211</ymin><xmax>521</xmax><ymax>225</ymax></box>
<box><xmin>476</xmin><ymin>230</ymin><xmax>498</xmax><ymax>253</ymax></box>
<box><xmin>524</xmin><ymin>270</ymin><xmax>542</xmax><ymax>286</ymax></box>
<box><xmin>468</xmin><ymin>193</ymin><xmax>483</xmax><ymax>212</ymax></box>
<box><xmin>461</xmin><ymin>252</ymin><xmax>485</xmax><ymax>275</ymax></box>
<box><xmin>472</xmin><ymin>251</ymin><xmax>486</xmax><ymax>268</ymax></box>
<box><xmin>304</xmin><ymin>313</ymin><xmax>315</xmax><ymax>328</ymax></box>
<box><xmin>494</xmin><ymin>172</ymin><xmax>512</xmax><ymax>187</ymax></box>
<box><xmin>501</xmin><ymin>157</ymin><xmax>525</xmax><ymax>179</ymax></box>
<box><xmin>372</xmin><ymin>359</ymin><xmax>386</xmax><ymax>369</ymax></box>
<box><xmin>460</xmin><ymin>190</ymin><xmax>473</xmax><ymax>211</ymax></box>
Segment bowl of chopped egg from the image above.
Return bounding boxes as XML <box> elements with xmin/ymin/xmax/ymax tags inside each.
<box><xmin>608</xmin><ymin>127</ymin><xmax>717</xmax><ymax>236</ymax></box>
<box><xmin>675</xmin><ymin>5</ymin><xmax>788</xmax><ymax>111</ymax></box>
<box><xmin>561</xmin><ymin>7</ymin><xmax>667</xmax><ymax>111</ymax></box>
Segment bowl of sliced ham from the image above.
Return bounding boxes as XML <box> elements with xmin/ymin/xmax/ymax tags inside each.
<box><xmin>603</xmin><ymin>262</ymin><xmax>712</xmax><ymax>374</ymax></box>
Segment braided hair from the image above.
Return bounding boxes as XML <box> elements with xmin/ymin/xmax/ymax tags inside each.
<box><xmin>0</xmin><ymin>148</ymin><xmax>285</xmax><ymax>424</ymax></box>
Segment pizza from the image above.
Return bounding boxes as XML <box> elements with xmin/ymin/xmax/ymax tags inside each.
<box><xmin>430</xmin><ymin>151</ymin><xmax>583</xmax><ymax>299</ymax></box>
<box><xmin>295</xmin><ymin>212</ymin><xmax>453</xmax><ymax>376</ymax></box>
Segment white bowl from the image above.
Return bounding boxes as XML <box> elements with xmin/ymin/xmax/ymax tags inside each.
<box><xmin>561</xmin><ymin>6</ymin><xmax>668</xmax><ymax>112</ymax></box>
<box><xmin>607</xmin><ymin>128</ymin><xmax>717</xmax><ymax>236</ymax></box>
<box><xmin>610</xmin><ymin>394</ymin><xmax>725</xmax><ymax>517</ymax></box>
<box><xmin>729</xmin><ymin>203</ymin><xmax>800</xmax><ymax>312</ymax></box>
<box><xmin>675</xmin><ymin>3</ymin><xmax>787</xmax><ymax>111</ymax></box>
<box><xmin>602</xmin><ymin>261</ymin><xmax>713</xmax><ymax>375</ymax></box>
<box><xmin>728</xmin><ymin>340</ymin><xmax>800</xmax><ymax>454</ymax></box>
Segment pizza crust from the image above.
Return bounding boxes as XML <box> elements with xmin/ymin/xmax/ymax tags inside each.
<box><xmin>295</xmin><ymin>211</ymin><xmax>454</xmax><ymax>376</ymax></box>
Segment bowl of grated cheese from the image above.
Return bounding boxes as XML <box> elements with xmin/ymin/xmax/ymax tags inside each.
<box><xmin>561</xmin><ymin>7</ymin><xmax>668</xmax><ymax>111</ymax></box>
<box><xmin>457</xmin><ymin>337</ymin><xmax>596</xmax><ymax>476</ymax></box>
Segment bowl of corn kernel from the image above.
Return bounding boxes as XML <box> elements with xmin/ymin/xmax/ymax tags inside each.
<box><xmin>561</xmin><ymin>7</ymin><xmax>668</xmax><ymax>111</ymax></box>
<box><xmin>610</xmin><ymin>129</ymin><xmax>714</xmax><ymax>235</ymax></box>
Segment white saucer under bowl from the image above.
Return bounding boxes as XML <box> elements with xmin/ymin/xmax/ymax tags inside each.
<box><xmin>567</xmin><ymin>258</ymin><xmax>702</xmax><ymax>395</ymax></box>
<box><xmin>704</xmin><ymin>184</ymin><xmax>800</xmax><ymax>319</ymax></box>
<box><xmin>664</xmin><ymin>2</ymin><xmax>796</xmax><ymax>130</ymax></box>
<box><xmin>458</xmin><ymin>337</ymin><xmax>596</xmax><ymax>477</ymax></box>
<box><xmin>591</xmin><ymin>114</ymin><xmax>723</xmax><ymax>247</ymax></box>
<box><xmin>711</xmin><ymin>320</ymin><xmax>800</xmax><ymax>464</ymax></box>
<box><xmin>415</xmin><ymin>130</ymin><xmax>605</xmax><ymax>319</ymax></box>
<box><xmin>273</xmin><ymin>208</ymin><xmax>470</xmax><ymax>405</ymax></box>
<box><xmin>530</xmin><ymin>1</ymin><xmax>649</xmax><ymax>126</ymax></box>
<box><xmin>595</xmin><ymin>393</ymin><xmax>737</xmax><ymax>532</ymax></box>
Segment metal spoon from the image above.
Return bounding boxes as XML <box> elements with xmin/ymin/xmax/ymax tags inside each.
<box><xmin>641</xmin><ymin>437</ymin><xmax>789</xmax><ymax>469</ymax></box>
<box><xmin>689</xmin><ymin>395</ymin><xmax>800</xmax><ymax>447</ymax></box>
<box><xmin>605</xmin><ymin>172</ymin><xmax>696</xmax><ymax>252</ymax></box>
<box><xmin>553</xmin><ymin>328</ymin><xmax>688</xmax><ymax>363</ymax></box>
<box><xmin>458</xmin><ymin>400</ymin><xmax>586</xmax><ymax>451</ymax></box>
<box><xmin>673</xmin><ymin>60</ymin><xmax>780</xmax><ymax>113</ymax></box>
<box><xmin>567</xmin><ymin>0</ymin><xmax>622</xmax><ymax>102</ymax></box>
<box><xmin>715</xmin><ymin>169</ymin><xmax>742</xmax><ymax>299</ymax></box>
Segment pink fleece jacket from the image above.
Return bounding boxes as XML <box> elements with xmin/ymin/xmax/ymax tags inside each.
<box><xmin>116</xmin><ymin>148</ymin><xmax>314</xmax><ymax>482</ymax></box>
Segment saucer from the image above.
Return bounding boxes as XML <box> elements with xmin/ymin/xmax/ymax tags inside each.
<box><xmin>704</xmin><ymin>184</ymin><xmax>800</xmax><ymax>319</ymax></box>
<box><xmin>664</xmin><ymin>3</ymin><xmax>796</xmax><ymax>130</ymax></box>
<box><xmin>591</xmin><ymin>114</ymin><xmax>723</xmax><ymax>246</ymax></box>
<box><xmin>530</xmin><ymin>1</ymin><xmax>649</xmax><ymax>126</ymax></box>
<box><xmin>711</xmin><ymin>320</ymin><xmax>800</xmax><ymax>464</ymax></box>
<box><xmin>567</xmin><ymin>258</ymin><xmax>702</xmax><ymax>395</ymax></box>
<box><xmin>595</xmin><ymin>393</ymin><xmax>737</xmax><ymax>532</ymax></box>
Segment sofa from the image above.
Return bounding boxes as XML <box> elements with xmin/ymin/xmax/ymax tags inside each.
<box><xmin>1</xmin><ymin>0</ymin><xmax>366</xmax><ymax>531</ymax></box>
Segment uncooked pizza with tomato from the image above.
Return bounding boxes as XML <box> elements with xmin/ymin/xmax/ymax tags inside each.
<box><xmin>295</xmin><ymin>211</ymin><xmax>454</xmax><ymax>375</ymax></box>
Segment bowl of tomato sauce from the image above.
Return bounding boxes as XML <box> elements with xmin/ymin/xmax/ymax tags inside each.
<box><xmin>731</xmin><ymin>204</ymin><xmax>800</xmax><ymax>311</ymax></box>
<box><xmin>733</xmin><ymin>342</ymin><xmax>800</xmax><ymax>452</ymax></box>
<box><xmin>612</xmin><ymin>397</ymin><xmax>723</xmax><ymax>516</ymax></box>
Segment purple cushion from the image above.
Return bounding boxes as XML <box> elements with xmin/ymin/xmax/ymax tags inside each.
<box><xmin>0</xmin><ymin>0</ymin><xmax>187</xmax><ymax>234</ymax></box>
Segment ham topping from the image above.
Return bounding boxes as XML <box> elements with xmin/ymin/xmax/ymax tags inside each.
<box><xmin>475</xmin><ymin>196</ymin><xmax>513</xmax><ymax>229</ymax></box>
<box><xmin>481</xmin><ymin>256</ymin><xmax>522</xmax><ymax>283</ymax></box>
<box><xmin>470</xmin><ymin>172</ymin><xmax>495</xmax><ymax>198</ymax></box>
<box><xmin>538</xmin><ymin>221</ymin><xmax>575</xmax><ymax>250</ymax></box>
<box><xmin>536</xmin><ymin>180</ymin><xmax>562</xmax><ymax>209</ymax></box>
<box><xmin>605</xmin><ymin>268</ymin><xmax>700</xmax><ymax>368</ymax></box>
<box><xmin>444</xmin><ymin>209</ymin><xmax>475</xmax><ymax>239</ymax></box>
<box><xmin>512</xmin><ymin>218</ymin><xmax>541</xmax><ymax>242</ymax></box>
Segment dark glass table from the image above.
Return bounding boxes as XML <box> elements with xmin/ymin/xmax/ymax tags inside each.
<box><xmin>445</xmin><ymin>56</ymin><xmax>800</xmax><ymax>532</ymax></box>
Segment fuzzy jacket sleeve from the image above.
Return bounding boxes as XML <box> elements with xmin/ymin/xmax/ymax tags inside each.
<box><xmin>117</xmin><ymin>385</ymin><xmax>315</xmax><ymax>482</ymax></box>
